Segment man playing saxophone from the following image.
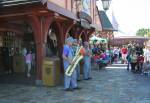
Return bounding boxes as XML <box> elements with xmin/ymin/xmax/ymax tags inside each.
<box><xmin>72</xmin><ymin>39</ymin><xmax>81</xmax><ymax>81</ymax></box>
<box><xmin>62</xmin><ymin>37</ymin><xmax>80</xmax><ymax>91</ymax></box>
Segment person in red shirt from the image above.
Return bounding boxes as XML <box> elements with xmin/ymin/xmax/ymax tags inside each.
<box><xmin>121</xmin><ymin>46</ymin><xmax>128</xmax><ymax>64</ymax></box>
<box><xmin>137</xmin><ymin>54</ymin><xmax>144</xmax><ymax>73</ymax></box>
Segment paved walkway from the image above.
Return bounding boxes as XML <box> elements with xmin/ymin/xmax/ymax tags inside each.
<box><xmin>1</xmin><ymin>64</ymin><xmax>150</xmax><ymax>103</ymax></box>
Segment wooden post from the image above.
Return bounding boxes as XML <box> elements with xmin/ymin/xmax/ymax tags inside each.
<box><xmin>63</xmin><ymin>20</ymin><xmax>76</xmax><ymax>42</ymax></box>
<box><xmin>74</xmin><ymin>27</ymin><xmax>84</xmax><ymax>39</ymax></box>
<box><xmin>87</xmin><ymin>29</ymin><xmax>95</xmax><ymax>41</ymax></box>
<box><xmin>27</xmin><ymin>15</ymin><xmax>53</xmax><ymax>85</ymax></box>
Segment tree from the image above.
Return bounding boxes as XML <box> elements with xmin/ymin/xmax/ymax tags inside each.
<box><xmin>136</xmin><ymin>28</ymin><xmax>150</xmax><ymax>37</ymax></box>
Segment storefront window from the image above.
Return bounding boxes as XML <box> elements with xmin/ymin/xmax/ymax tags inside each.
<box><xmin>0</xmin><ymin>31</ymin><xmax>23</xmax><ymax>55</ymax></box>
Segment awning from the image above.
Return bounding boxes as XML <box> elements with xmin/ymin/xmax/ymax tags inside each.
<box><xmin>42</xmin><ymin>0</ymin><xmax>78</xmax><ymax>21</ymax></box>
<box><xmin>90</xmin><ymin>36</ymin><xmax>107</xmax><ymax>43</ymax></box>
<box><xmin>80</xmin><ymin>19</ymin><xmax>91</xmax><ymax>29</ymax></box>
<box><xmin>98</xmin><ymin>10</ymin><xmax>114</xmax><ymax>31</ymax></box>
<box><xmin>80</xmin><ymin>22</ymin><xmax>102</xmax><ymax>31</ymax></box>
<box><xmin>90</xmin><ymin>24</ymin><xmax>102</xmax><ymax>31</ymax></box>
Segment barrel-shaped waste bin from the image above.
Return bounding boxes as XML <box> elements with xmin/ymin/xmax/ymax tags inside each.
<box><xmin>13</xmin><ymin>55</ymin><xmax>25</xmax><ymax>73</ymax></box>
<box><xmin>42</xmin><ymin>58</ymin><xmax>60</xmax><ymax>86</ymax></box>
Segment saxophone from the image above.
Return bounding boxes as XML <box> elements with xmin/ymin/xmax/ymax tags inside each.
<box><xmin>65</xmin><ymin>46</ymin><xmax>83</xmax><ymax>76</ymax></box>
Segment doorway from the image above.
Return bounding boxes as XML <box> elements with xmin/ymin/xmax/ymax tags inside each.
<box><xmin>0</xmin><ymin>21</ymin><xmax>36</xmax><ymax>85</ymax></box>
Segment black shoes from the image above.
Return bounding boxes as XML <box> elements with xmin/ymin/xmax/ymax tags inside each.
<box><xmin>73</xmin><ymin>87</ymin><xmax>81</xmax><ymax>90</ymax></box>
<box><xmin>64</xmin><ymin>87</ymin><xmax>81</xmax><ymax>91</ymax></box>
<box><xmin>77</xmin><ymin>79</ymin><xmax>82</xmax><ymax>82</ymax></box>
<box><xmin>64</xmin><ymin>88</ymin><xmax>74</xmax><ymax>91</ymax></box>
<box><xmin>88</xmin><ymin>77</ymin><xmax>92</xmax><ymax>80</ymax></box>
<box><xmin>84</xmin><ymin>77</ymin><xmax>92</xmax><ymax>80</ymax></box>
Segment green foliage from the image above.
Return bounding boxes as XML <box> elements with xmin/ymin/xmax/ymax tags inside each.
<box><xmin>136</xmin><ymin>28</ymin><xmax>150</xmax><ymax>37</ymax></box>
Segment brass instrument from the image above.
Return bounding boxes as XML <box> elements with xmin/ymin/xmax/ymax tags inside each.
<box><xmin>65</xmin><ymin>46</ymin><xmax>83</xmax><ymax>76</ymax></box>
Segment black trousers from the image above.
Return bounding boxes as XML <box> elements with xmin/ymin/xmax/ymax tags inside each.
<box><xmin>130</xmin><ymin>63</ymin><xmax>136</xmax><ymax>72</ymax></box>
<box><xmin>137</xmin><ymin>63</ymin><xmax>143</xmax><ymax>73</ymax></box>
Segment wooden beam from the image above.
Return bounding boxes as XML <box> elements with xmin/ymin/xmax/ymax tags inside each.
<box><xmin>0</xmin><ymin>23</ymin><xmax>25</xmax><ymax>34</ymax></box>
<box><xmin>0</xmin><ymin>28</ymin><xmax>22</xmax><ymax>35</ymax></box>
<box><xmin>27</xmin><ymin>15</ymin><xmax>44</xmax><ymax>82</ymax></box>
<box><xmin>62</xmin><ymin>20</ymin><xmax>76</xmax><ymax>41</ymax></box>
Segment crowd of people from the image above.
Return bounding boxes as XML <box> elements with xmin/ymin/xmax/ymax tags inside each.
<box><xmin>110</xmin><ymin>42</ymin><xmax>150</xmax><ymax>75</ymax></box>
<box><xmin>62</xmin><ymin>37</ymin><xmax>150</xmax><ymax>91</ymax></box>
<box><xmin>86</xmin><ymin>40</ymin><xmax>150</xmax><ymax>75</ymax></box>
<box><xmin>90</xmin><ymin>43</ymin><xmax>112</xmax><ymax>67</ymax></box>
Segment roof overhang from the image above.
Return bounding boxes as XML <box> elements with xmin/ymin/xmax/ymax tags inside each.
<box><xmin>90</xmin><ymin>24</ymin><xmax>102</xmax><ymax>31</ymax></box>
<box><xmin>98</xmin><ymin>10</ymin><xmax>114</xmax><ymax>31</ymax></box>
<box><xmin>0</xmin><ymin>0</ymin><xmax>40</xmax><ymax>7</ymax></box>
<box><xmin>46</xmin><ymin>1</ymin><xmax>78</xmax><ymax>21</ymax></box>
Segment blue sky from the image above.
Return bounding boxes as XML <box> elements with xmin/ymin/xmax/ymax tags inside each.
<box><xmin>97</xmin><ymin>0</ymin><xmax>150</xmax><ymax>36</ymax></box>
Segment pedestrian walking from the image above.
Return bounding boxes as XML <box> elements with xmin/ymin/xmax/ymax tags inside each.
<box><xmin>25</xmin><ymin>50</ymin><xmax>32</xmax><ymax>77</ymax></box>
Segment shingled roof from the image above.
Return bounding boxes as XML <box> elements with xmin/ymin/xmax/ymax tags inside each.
<box><xmin>0</xmin><ymin>0</ymin><xmax>77</xmax><ymax>21</ymax></box>
<box><xmin>98</xmin><ymin>10</ymin><xmax>114</xmax><ymax>31</ymax></box>
<box><xmin>0</xmin><ymin>0</ymin><xmax>40</xmax><ymax>7</ymax></box>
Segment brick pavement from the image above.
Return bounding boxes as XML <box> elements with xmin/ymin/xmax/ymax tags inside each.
<box><xmin>0</xmin><ymin>64</ymin><xmax>150</xmax><ymax>103</ymax></box>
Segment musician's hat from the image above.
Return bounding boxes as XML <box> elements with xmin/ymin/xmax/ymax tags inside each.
<box><xmin>66</xmin><ymin>37</ymin><xmax>74</xmax><ymax>43</ymax></box>
<box><xmin>84</xmin><ymin>41</ymin><xmax>89</xmax><ymax>45</ymax></box>
<box><xmin>73</xmin><ymin>39</ymin><xmax>78</xmax><ymax>43</ymax></box>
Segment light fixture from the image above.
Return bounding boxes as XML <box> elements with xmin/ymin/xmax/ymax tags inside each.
<box><xmin>101</xmin><ymin>0</ymin><xmax>111</xmax><ymax>11</ymax></box>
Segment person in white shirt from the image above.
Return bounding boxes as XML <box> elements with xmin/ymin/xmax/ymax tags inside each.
<box><xmin>22</xmin><ymin>47</ymin><xmax>27</xmax><ymax>57</ymax></box>
<box><xmin>143</xmin><ymin>47</ymin><xmax>149</xmax><ymax>62</ymax></box>
<box><xmin>143</xmin><ymin>47</ymin><xmax>150</xmax><ymax>62</ymax></box>
<box><xmin>113</xmin><ymin>47</ymin><xmax>119</xmax><ymax>63</ymax></box>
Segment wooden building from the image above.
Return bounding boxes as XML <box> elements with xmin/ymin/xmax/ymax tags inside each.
<box><xmin>0</xmin><ymin>0</ymin><xmax>101</xmax><ymax>85</ymax></box>
<box><xmin>109</xmin><ymin>36</ymin><xmax>150</xmax><ymax>46</ymax></box>
<box><xmin>97</xmin><ymin>10</ymin><xmax>114</xmax><ymax>39</ymax></box>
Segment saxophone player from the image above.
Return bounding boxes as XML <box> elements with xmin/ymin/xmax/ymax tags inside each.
<box><xmin>72</xmin><ymin>39</ymin><xmax>81</xmax><ymax>81</ymax></box>
<box><xmin>62</xmin><ymin>37</ymin><xmax>81</xmax><ymax>91</ymax></box>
